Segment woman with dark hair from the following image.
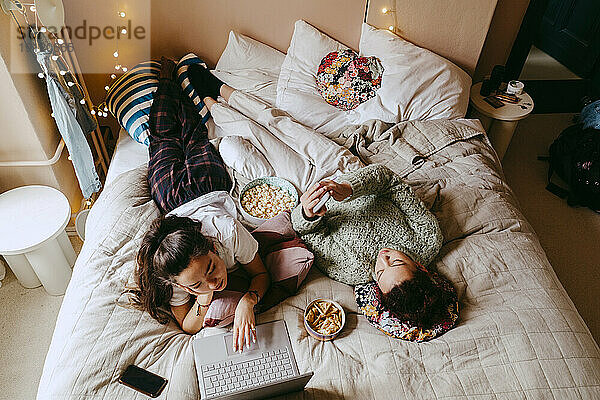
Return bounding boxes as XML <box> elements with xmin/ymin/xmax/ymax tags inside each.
<box><xmin>293</xmin><ymin>164</ymin><xmax>447</xmax><ymax>328</ymax></box>
<box><xmin>128</xmin><ymin>58</ymin><xmax>270</xmax><ymax>352</ymax></box>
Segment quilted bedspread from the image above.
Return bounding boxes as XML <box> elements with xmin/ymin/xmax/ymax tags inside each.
<box><xmin>38</xmin><ymin>119</ymin><xmax>600</xmax><ymax>399</ymax></box>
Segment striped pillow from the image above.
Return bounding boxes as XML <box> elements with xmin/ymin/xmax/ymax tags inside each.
<box><xmin>176</xmin><ymin>53</ymin><xmax>210</xmax><ymax>125</ymax></box>
<box><xmin>106</xmin><ymin>60</ymin><xmax>160</xmax><ymax>146</ymax></box>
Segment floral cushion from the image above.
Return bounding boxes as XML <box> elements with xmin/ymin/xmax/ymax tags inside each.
<box><xmin>316</xmin><ymin>49</ymin><xmax>384</xmax><ymax>111</ymax></box>
<box><xmin>354</xmin><ymin>272</ymin><xmax>459</xmax><ymax>342</ymax></box>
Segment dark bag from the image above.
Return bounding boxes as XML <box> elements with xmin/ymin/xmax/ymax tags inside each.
<box><xmin>545</xmin><ymin>124</ymin><xmax>600</xmax><ymax>212</ymax></box>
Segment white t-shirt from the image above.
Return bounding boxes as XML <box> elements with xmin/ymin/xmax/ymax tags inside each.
<box><xmin>166</xmin><ymin>191</ymin><xmax>258</xmax><ymax>307</ymax></box>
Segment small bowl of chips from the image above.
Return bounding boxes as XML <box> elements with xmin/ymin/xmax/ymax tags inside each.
<box><xmin>304</xmin><ymin>298</ymin><xmax>346</xmax><ymax>341</ymax></box>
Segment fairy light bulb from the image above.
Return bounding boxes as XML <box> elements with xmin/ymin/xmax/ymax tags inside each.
<box><xmin>80</xmin><ymin>99</ymin><xmax>86</xmax><ymax>105</ymax></box>
<box><xmin>90</xmin><ymin>110</ymin><xmax>96</xmax><ymax>115</ymax></box>
<box><xmin>51</xmin><ymin>113</ymin><xmax>55</xmax><ymax>118</ymax></box>
<box><xmin>103</xmin><ymin>112</ymin><xmax>108</xmax><ymax>117</ymax></box>
<box><xmin>103</xmin><ymin>106</ymin><xmax>108</xmax><ymax>112</ymax></box>
<box><xmin>68</xmin><ymin>155</ymin><xmax>72</xmax><ymax>161</ymax></box>
<box><xmin>67</xmin><ymin>81</ymin><xmax>75</xmax><ymax>87</ymax></box>
<box><xmin>57</xmin><ymin>38</ymin><xmax>64</xmax><ymax>45</ymax></box>
<box><xmin>382</xmin><ymin>7</ymin><xmax>388</xmax><ymax>13</ymax></box>
<box><xmin>38</xmin><ymin>72</ymin><xmax>45</xmax><ymax>78</ymax></box>
<box><xmin>113</xmin><ymin>51</ymin><xmax>119</xmax><ymax>58</ymax></box>
<box><xmin>115</xmin><ymin>64</ymin><xmax>122</xmax><ymax>70</ymax></box>
<box><xmin>59</xmin><ymin>70</ymin><xmax>67</xmax><ymax>76</ymax></box>
<box><xmin>40</xmin><ymin>27</ymin><xmax>47</xmax><ymax>33</ymax></box>
<box><xmin>121</xmin><ymin>28</ymin><xmax>127</xmax><ymax>35</ymax></box>
<box><xmin>122</xmin><ymin>67</ymin><xmax>128</xmax><ymax>72</ymax></box>
<box><xmin>85</xmin><ymin>200</ymin><xmax>92</xmax><ymax>206</ymax></box>
<box><xmin>105</xmin><ymin>85</ymin><xmax>110</xmax><ymax>91</ymax></box>
<box><xmin>118</xmin><ymin>11</ymin><xmax>126</xmax><ymax>18</ymax></box>
<box><xmin>29</xmin><ymin>5</ymin><xmax>36</xmax><ymax>12</ymax></box>
<box><xmin>111</xmin><ymin>74</ymin><xmax>117</xmax><ymax>79</ymax></box>
<box><xmin>51</xmin><ymin>55</ymin><xmax>59</xmax><ymax>61</ymax></box>
<box><xmin>388</xmin><ymin>25</ymin><xmax>394</xmax><ymax>31</ymax></box>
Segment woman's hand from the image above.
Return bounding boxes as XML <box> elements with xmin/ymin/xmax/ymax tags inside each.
<box><xmin>233</xmin><ymin>297</ymin><xmax>256</xmax><ymax>352</ymax></box>
<box><xmin>318</xmin><ymin>179</ymin><xmax>353</xmax><ymax>201</ymax></box>
<box><xmin>300</xmin><ymin>182</ymin><xmax>330</xmax><ymax>219</ymax></box>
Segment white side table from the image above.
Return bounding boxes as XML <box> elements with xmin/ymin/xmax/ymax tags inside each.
<box><xmin>0</xmin><ymin>186</ymin><xmax>76</xmax><ymax>295</ymax></box>
<box><xmin>469</xmin><ymin>82</ymin><xmax>534</xmax><ymax>160</ymax></box>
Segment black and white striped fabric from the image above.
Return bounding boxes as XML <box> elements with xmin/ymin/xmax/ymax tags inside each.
<box><xmin>106</xmin><ymin>61</ymin><xmax>160</xmax><ymax>146</ymax></box>
<box><xmin>176</xmin><ymin>53</ymin><xmax>211</xmax><ymax>125</ymax></box>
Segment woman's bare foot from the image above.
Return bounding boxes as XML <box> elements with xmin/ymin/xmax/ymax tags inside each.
<box><xmin>220</xmin><ymin>85</ymin><xmax>234</xmax><ymax>102</ymax></box>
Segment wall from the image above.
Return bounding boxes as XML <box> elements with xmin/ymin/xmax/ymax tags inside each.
<box><xmin>475</xmin><ymin>0</ymin><xmax>531</xmax><ymax>82</ymax></box>
<box><xmin>367</xmin><ymin>0</ymin><xmax>498</xmax><ymax>75</ymax></box>
<box><xmin>0</xmin><ymin>13</ymin><xmax>82</xmax><ymax>213</ymax></box>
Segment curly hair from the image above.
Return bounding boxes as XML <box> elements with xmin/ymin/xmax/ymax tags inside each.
<box><xmin>379</xmin><ymin>268</ymin><xmax>449</xmax><ymax>328</ymax></box>
<box><xmin>125</xmin><ymin>215</ymin><xmax>213</xmax><ymax>324</ymax></box>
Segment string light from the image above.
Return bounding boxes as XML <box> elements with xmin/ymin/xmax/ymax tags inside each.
<box><xmin>105</xmin><ymin>85</ymin><xmax>110</xmax><ymax>91</ymax></box>
<box><xmin>38</xmin><ymin>72</ymin><xmax>45</xmax><ymax>78</ymax></box>
<box><xmin>59</xmin><ymin>70</ymin><xmax>67</xmax><ymax>76</ymax></box>
<box><xmin>118</xmin><ymin>11</ymin><xmax>126</xmax><ymax>18</ymax></box>
<box><xmin>103</xmin><ymin>106</ymin><xmax>108</xmax><ymax>112</ymax></box>
<box><xmin>121</xmin><ymin>67</ymin><xmax>128</xmax><ymax>72</ymax></box>
<box><xmin>111</xmin><ymin>74</ymin><xmax>117</xmax><ymax>79</ymax></box>
<box><xmin>68</xmin><ymin>81</ymin><xmax>75</xmax><ymax>87</ymax></box>
<box><xmin>382</xmin><ymin>7</ymin><xmax>388</xmax><ymax>13</ymax></box>
<box><xmin>388</xmin><ymin>25</ymin><xmax>394</xmax><ymax>31</ymax></box>
<box><xmin>57</xmin><ymin>38</ymin><xmax>64</xmax><ymax>45</ymax></box>
<box><xmin>29</xmin><ymin>5</ymin><xmax>36</xmax><ymax>12</ymax></box>
<box><xmin>40</xmin><ymin>27</ymin><xmax>47</xmax><ymax>32</ymax></box>
<box><xmin>121</xmin><ymin>28</ymin><xmax>127</xmax><ymax>35</ymax></box>
<box><xmin>51</xmin><ymin>55</ymin><xmax>59</xmax><ymax>61</ymax></box>
<box><xmin>90</xmin><ymin>110</ymin><xmax>96</xmax><ymax>115</ymax></box>
<box><xmin>80</xmin><ymin>99</ymin><xmax>86</xmax><ymax>105</ymax></box>
<box><xmin>113</xmin><ymin>51</ymin><xmax>119</xmax><ymax>58</ymax></box>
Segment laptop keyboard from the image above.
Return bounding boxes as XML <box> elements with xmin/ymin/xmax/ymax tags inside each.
<box><xmin>201</xmin><ymin>348</ymin><xmax>295</xmax><ymax>397</ymax></box>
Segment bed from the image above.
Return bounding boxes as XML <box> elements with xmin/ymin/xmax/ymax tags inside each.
<box><xmin>37</xmin><ymin>21</ymin><xmax>600</xmax><ymax>400</ymax></box>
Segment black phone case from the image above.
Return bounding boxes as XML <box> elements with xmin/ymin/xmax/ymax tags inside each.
<box><xmin>118</xmin><ymin>365</ymin><xmax>168</xmax><ymax>398</ymax></box>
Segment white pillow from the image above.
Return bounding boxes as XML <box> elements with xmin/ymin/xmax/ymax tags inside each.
<box><xmin>213</xmin><ymin>31</ymin><xmax>285</xmax><ymax>105</ymax></box>
<box><xmin>275</xmin><ymin>21</ymin><xmax>472</xmax><ymax>133</ymax></box>
<box><xmin>276</xmin><ymin>20</ymin><xmax>352</xmax><ymax>133</ymax></box>
<box><xmin>218</xmin><ymin>136</ymin><xmax>275</xmax><ymax>180</ymax></box>
<box><xmin>354</xmin><ymin>23</ymin><xmax>472</xmax><ymax>123</ymax></box>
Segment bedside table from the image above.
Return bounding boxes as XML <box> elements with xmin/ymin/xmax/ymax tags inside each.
<box><xmin>0</xmin><ymin>185</ymin><xmax>76</xmax><ymax>295</ymax></box>
<box><xmin>469</xmin><ymin>82</ymin><xmax>534</xmax><ymax>161</ymax></box>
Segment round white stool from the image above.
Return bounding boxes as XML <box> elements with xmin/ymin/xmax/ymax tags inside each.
<box><xmin>0</xmin><ymin>185</ymin><xmax>76</xmax><ymax>295</ymax></box>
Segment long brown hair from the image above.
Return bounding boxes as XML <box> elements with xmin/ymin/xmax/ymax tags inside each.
<box><xmin>127</xmin><ymin>215</ymin><xmax>213</xmax><ymax>324</ymax></box>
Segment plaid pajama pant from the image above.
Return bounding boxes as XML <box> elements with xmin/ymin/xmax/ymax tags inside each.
<box><xmin>148</xmin><ymin>77</ymin><xmax>232</xmax><ymax>214</ymax></box>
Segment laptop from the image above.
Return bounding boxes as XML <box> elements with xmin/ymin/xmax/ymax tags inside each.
<box><xmin>192</xmin><ymin>320</ymin><xmax>313</xmax><ymax>400</ymax></box>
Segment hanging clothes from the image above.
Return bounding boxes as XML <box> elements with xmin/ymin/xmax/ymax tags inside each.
<box><xmin>25</xmin><ymin>27</ymin><xmax>101</xmax><ymax>198</ymax></box>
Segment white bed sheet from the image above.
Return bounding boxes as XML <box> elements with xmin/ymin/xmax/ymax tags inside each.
<box><xmin>104</xmin><ymin>129</ymin><xmax>149</xmax><ymax>187</ymax></box>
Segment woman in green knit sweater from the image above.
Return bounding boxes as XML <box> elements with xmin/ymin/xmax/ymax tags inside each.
<box><xmin>292</xmin><ymin>164</ymin><xmax>446</xmax><ymax>327</ymax></box>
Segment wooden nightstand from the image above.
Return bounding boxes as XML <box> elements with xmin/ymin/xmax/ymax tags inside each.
<box><xmin>469</xmin><ymin>82</ymin><xmax>534</xmax><ymax>161</ymax></box>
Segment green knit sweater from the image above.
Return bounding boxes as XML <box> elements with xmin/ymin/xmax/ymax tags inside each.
<box><xmin>291</xmin><ymin>164</ymin><xmax>443</xmax><ymax>285</ymax></box>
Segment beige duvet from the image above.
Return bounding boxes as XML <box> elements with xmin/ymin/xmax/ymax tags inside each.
<box><xmin>37</xmin><ymin>117</ymin><xmax>600</xmax><ymax>399</ymax></box>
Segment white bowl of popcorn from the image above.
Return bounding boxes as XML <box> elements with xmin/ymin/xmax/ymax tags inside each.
<box><xmin>239</xmin><ymin>177</ymin><xmax>299</xmax><ymax>227</ymax></box>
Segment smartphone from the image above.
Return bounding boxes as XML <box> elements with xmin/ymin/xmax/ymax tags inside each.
<box><xmin>118</xmin><ymin>365</ymin><xmax>168</xmax><ymax>398</ymax></box>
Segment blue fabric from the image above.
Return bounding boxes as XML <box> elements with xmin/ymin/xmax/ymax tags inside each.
<box><xmin>581</xmin><ymin>100</ymin><xmax>600</xmax><ymax>130</ymax></box>
<box><xmin>33</xmin><ymin>30</ymin><xmax>101</xmax><ymax>199</ymax></box>
<box><xmin>106</xmin><ymin>61</ymin><xmax>161</xmax><ymax>146</ymax></box>
<box><xmin>176</xmin><ymin>53</ymin><xmax>211</xmax><ymax>125</ymax></box>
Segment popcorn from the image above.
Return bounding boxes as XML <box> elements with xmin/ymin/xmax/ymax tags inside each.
<box><xmin>241</xmin><ymin>184</ymin><xmax>296</xmax><ymax>219</ymax></box>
